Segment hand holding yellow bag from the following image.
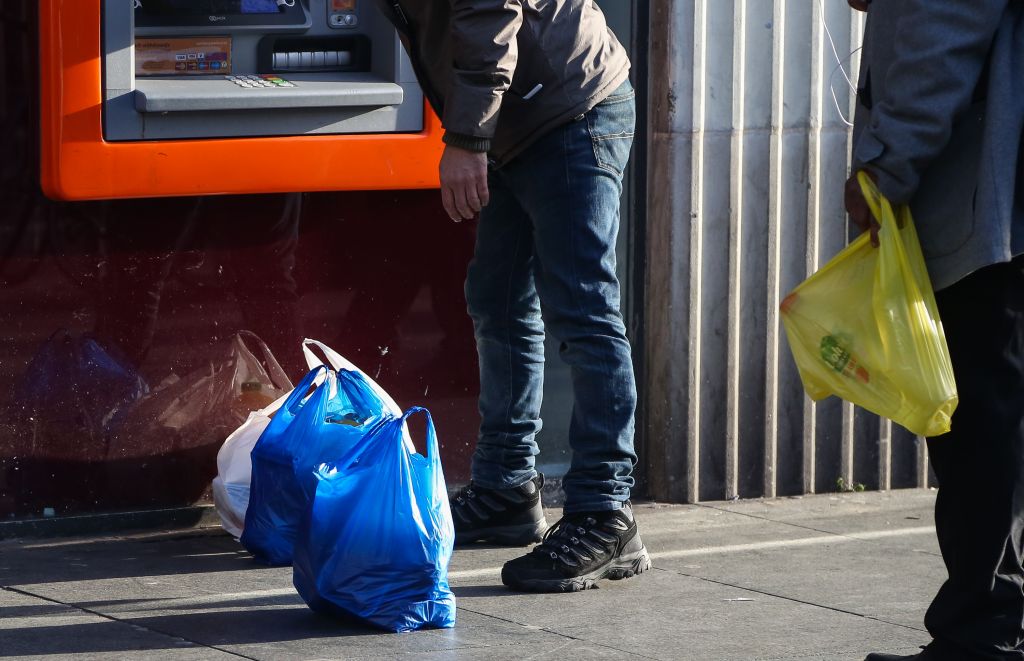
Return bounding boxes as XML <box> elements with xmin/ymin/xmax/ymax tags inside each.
<box><xmin>780</xmin><ymin>172</ymin><xmax>958</xmax><ymax>437</ymax></box>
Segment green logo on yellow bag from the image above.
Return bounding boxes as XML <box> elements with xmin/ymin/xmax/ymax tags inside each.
<box><xmin>820</xmin><ymin>335</ymin><xmax>870</xmax><ymax>384</ymax></box>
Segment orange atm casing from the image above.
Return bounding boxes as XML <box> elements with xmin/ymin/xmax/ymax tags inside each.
<box><xmin>39</xmin><ymin>0</ymin><xmax>443</xmax><ymax>201</ymax></box>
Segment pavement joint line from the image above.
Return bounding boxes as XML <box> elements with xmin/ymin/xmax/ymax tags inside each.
<box><xmin>0</xmin><ymin>585</ymin><xmax>258</xmax><ymax>660</ymax></box>
<box><xmin>453</xmin><ymin>603</ymin><xmax>665</xmax><ymax>661</ymax></box>
<box><xmin>695</xmin><ymin>501</ymin><xmax>933</xmax><ymax>542</ymax></box>
<box><xmin>650</xmin><ymin>525</ymin><xmax>935</xmax><ymax>559</ymax></box>
<box><xmin>448</xmin><ymin>525</ymin><xmax>935</xmax><ymax>581</ymax></box>
<box><xmin>5</xmin><ymin>527</ymin><xmax>227</xmax><ymax>551</ymax></box>
<box><xmin>650</xmin><ymin>566</ymin><xmax>928</xmax><ymax>634</ymax></box>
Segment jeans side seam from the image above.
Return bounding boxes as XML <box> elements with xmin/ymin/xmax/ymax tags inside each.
<box><xmin>585</xmin><ymin>112</ymin><xmax>629</xmax><ymax>178</ymax></box>
<box><xmin>561</xmin><ymin>122</ymin><xmax>625</xmax><ymax>508</ymax></box>
<box><xmin>498</xmin><ymin>213</ymin><xmax>528</xmax><ymax>482</ymax></box>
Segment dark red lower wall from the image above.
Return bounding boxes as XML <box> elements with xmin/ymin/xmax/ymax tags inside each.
<box><xmin>0</xmin><ymin>3</ymin><xmax>478</xmax><ymax>518</ymax></box>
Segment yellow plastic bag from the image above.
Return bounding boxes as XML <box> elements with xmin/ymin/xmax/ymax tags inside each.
<box><xmin>780</xmin><ymin>172</ymin><xmax>958</xmax><ymax>437</ymax></box>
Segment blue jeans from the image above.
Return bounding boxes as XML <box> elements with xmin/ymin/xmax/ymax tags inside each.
<box><xmin>465</xmin><ymin>81</ymin><xmax>638</xmax><ymax>513</ymax></box>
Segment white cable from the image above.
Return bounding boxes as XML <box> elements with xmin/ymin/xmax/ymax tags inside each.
<box><xmin>829</xmin><ymin>46</ymin><xmax>862</xmax><ymax>127</ymax></box>
<box><xmin>819</xmin><ymin>0</ymin><xmax>858</xmax><ymax>91</ymax></box>
<box><xmin>817</xmin><ymin>0</ymin><xmax>862</xmax><ymax>127</ymax></box>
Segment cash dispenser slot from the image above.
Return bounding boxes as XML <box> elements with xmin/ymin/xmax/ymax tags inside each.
<box><xmin>259</xmin><ymin>35</ymin><xmax>371</xmax><ymax>72</ymax></box>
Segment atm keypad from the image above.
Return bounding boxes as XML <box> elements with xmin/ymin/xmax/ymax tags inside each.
<box><xmin>226</xmin><ymin>75</ymin><xmax>296</xmax><ymax>89</ymax></box>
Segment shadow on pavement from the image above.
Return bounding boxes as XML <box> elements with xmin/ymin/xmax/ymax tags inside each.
<box><xmin>0</xmin><ymin>529</ymin><xmax>261</xmax><ymax>586</ymax></box>
<box><xmin>0</xmin><ymin>605</ymin><xmax>390</xmax><ymax>658</ymax></box>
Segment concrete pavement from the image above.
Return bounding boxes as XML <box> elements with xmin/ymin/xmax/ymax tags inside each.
<box><xmin>0</xmin><ymin>489</ymin><xmax>943</xmax><ymax>660</ymax></box>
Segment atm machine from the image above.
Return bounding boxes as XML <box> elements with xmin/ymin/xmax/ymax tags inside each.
<box><xmin>39</xmin><ymin>0</ymin><xmax>443</xmax><ymax>200</ymax></box>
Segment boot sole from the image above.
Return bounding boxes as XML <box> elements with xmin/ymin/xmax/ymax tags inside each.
<box><xmin>501</xmin><ymin>546</ymin><xmax>652</xmax><ymax>593</ymax></box>
<box><xmin>455</xmin><ymin>519</ymin><xmax>549</xmax><ymax>547</ymax></box>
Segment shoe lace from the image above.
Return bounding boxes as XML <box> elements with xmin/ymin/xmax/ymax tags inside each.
<box><xmin>453</xmin><ymin>482</ymin><xmax>477</xmax><ymax>506</ymax></box>
<box><xmin>534</xmin><ymin>515</ymin><xmax>610</xmax><ymax>567</ymax></box>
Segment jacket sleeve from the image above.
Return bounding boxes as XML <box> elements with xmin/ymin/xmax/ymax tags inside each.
<box><xmin>852</xmin><ymin>0</ymin><xmax>1007</xmax><ymax>204</ymax></box>
<box><xmin>441</xmin><ymin>0</ymin><xmax>523</xmax><ymax>152</ymax></box>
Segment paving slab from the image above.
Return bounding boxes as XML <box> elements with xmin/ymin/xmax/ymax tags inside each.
<box><xmin>653</xmin><ymin>534</ymin><xmax>942</xmax><ymax>630</ymax></box>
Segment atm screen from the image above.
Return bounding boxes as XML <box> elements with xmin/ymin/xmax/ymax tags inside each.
<box><xmin>141</xmin><ymin>0</ymin><xmax>284</xmax><ymax>14</ymax></box>
<box><xmin>136</xmin><ymin>0</ymin><xmax>307</xmax><ymax>27</ymax></box>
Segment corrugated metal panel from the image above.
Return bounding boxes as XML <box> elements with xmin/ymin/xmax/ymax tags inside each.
<box><xmin>643</xmin><ymin>0</ymin><xmax>929</xmax><ymax>502</ymax></box>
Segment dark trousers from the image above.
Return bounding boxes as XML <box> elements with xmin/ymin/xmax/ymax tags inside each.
<box><xmin>925</xmin><ymin>257</ymin><xmax>1024</xmax><ymax>660</ymax></box>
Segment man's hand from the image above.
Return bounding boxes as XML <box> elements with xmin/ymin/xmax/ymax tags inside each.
<box><xmin>439</xmin><ymin>145</ymin><xmax>490</xmax><ymax>222</ymax></box>
<box><xmin>847</xmin><ymin>0</ymin><xmax>870</xmax><ymax>12</ymax></box>
<box><xmin>844</xmin><ymin>169</ymin><xmax>881</xmax><ymax>247</ymax></box>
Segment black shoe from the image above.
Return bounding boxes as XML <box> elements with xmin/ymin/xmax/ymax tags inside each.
<box><xmin>451</xmin><ymin>474</ymin><xmax>548</xmax><ymax>546</ymax></box>
<box><xmin>865</xmin><ymin>641</ymin><xmax>975</xmax><ymax>661</ymax></box>
<box><xmin>500</xmin><ymin>503</ymin><xmax>651</xmax><ymax>593</ymax></box>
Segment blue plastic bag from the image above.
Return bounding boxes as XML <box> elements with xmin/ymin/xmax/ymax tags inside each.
<box><xmin>241</xmin><ymin>365</ymin><xmax>386</xmax><ymax>565</ymax></box>
<box><xmin>293</xmin><ymin>407</ymin><xmax>456</xmax><ymax>633</ymax></box>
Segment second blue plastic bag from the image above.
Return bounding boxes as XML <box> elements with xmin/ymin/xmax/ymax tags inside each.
<box><xmin>293</xmin><ymin>407</ymin><xmax>456</xmax><ymax>633</ymax></box>
<box><xmin>241</xmin><ymin>365</ymin><xmax>386</xmax><ymax>565</ymax></box>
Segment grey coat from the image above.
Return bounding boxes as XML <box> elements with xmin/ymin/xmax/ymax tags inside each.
<box><xmin>853</xmin><ymin>0</ymin><xmax>1024</xmax><ymax>290</ymax></box>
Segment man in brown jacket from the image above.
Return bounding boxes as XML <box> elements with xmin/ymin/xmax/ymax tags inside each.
<box><xmin>375</xmin><ymin>0</ymin><xmax>650</xmax><ymax>593</ymax></box>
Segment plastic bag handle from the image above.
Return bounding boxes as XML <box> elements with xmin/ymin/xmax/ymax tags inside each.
<box><xmin>400</xmin><ymin>406</ymin><xmax>439</xmax><ymax>461</ymax></box>
<box><xmin>303</xmin><ymin>338</ymin><xmax>359</xmax><ymax>372</ymax></box>
<box><xmin>857</xmin><ymin>171</ymin><xmax>927</xmax><ymax>300</ymax></box>
<box><xmin>236</xmin><ymin>330</ymin><xmax>293</xmax><ymax>391</ymax></box>
<box><xmin>301</xmin><ymin>338</ymin><xmax>403</xmax><ymax>418</ymax></box>
<box><xmin>857</xmin><ymin>171</ymin><xmax>901</xmax><ymax>237</ymax></box>
<box><xmin>318</xmin><ymin>414</ymin><xmax>392</xmax><ymax>477</ymax></box>
<box><xmin>282</xmin><ymin>364</ymin><xmax>328</xmax><ymax>415</ymax></box>
<box><xmin>261</xmin><ymin>390</ymin><xmax>290</xmax><ymax>417</ymax></box>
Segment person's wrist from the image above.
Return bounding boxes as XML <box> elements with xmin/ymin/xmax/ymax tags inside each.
<box><xmin>442</xmin><ymin>131</ymin><xmax>491</xmax><ymax>154</ymax></box>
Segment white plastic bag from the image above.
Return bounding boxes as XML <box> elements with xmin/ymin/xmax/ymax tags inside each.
<box><xmin>211</xmin><ymin>393</ymin><xmax>286</xmax><ymax>538</ymax></box>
